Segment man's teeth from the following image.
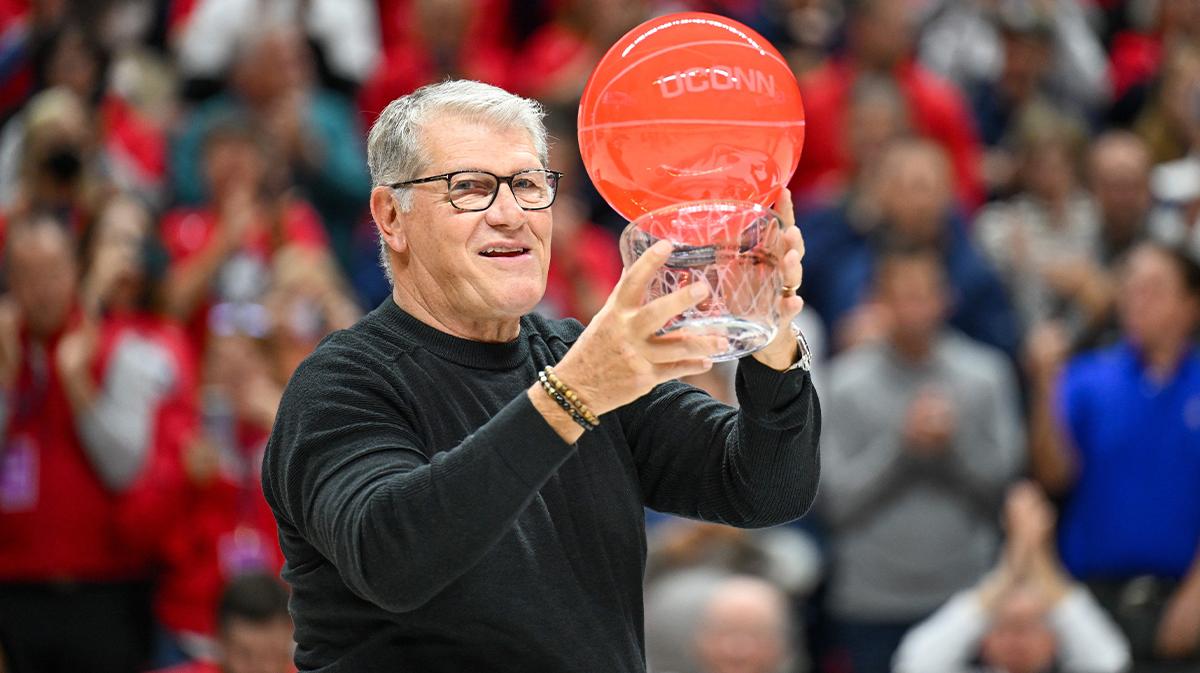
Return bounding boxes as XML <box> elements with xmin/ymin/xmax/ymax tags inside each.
<box><xmin>483</xmin><ymin>247</ymin><xmax>524</xmax><ymax>254</ymax></box>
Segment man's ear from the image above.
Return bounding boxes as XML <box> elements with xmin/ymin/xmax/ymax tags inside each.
<box><xmin>370</xmin><ymin>186</ymin><xmax>408</xmax><ymax>256</ymax></box>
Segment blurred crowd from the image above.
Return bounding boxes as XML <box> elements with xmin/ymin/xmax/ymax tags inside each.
<box><xmin>0</xmin><ymin>0</ymin><xmax>1197</xmax><ymax>673</ymax></box>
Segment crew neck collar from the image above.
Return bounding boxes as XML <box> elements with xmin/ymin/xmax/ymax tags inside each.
<box><xmin>375</xmin><ymin>298</ymin><xmax>531</xmax><ymax>370</ymax></box>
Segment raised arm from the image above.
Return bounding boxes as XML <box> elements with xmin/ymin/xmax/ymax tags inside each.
<box><xmin>555</xmin><ymin>191</ymin><xmax>819</xmax><ymax>527</ymax></box>
<box><xmin>1023</xmin><ymin>323</ymin><xmax>1079</xmax><ymax>496</ymax></box>
<box><xmin>892</xmin><ymin>589</ymin><xmax>989</xmax><ymax>673</ymax></box>
<box><xmin>620</xmin><ymin>358</ymin><xmax>820</xmax><ymax>528</ymax></box>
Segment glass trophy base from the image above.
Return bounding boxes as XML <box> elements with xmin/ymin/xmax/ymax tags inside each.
<box><xmin>661</xmin><ymin>316</ymin><xmax>778</xmax><ymax>362</ymax></box>
<box><xmin>620</xmin><ymin>199</ymin><xmax>783</xmax><ymax>361</ymax></box>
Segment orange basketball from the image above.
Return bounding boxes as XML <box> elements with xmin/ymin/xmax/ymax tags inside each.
<box><xmin>578</xmin><ymin>12</ymin><xmax>806</xmax><ymax>222</ymax></box>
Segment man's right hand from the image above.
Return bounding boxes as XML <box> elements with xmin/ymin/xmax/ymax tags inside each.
<box><xmin>552</xmin><ymin>239</ymin><xmax>724</xmax><ymax>418</ymax></box>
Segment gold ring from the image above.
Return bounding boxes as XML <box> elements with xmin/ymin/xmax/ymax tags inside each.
<box><xmin>781</xmin><ymin>284</ymin><xmax>798</xmax><ymax>298</ymax></box>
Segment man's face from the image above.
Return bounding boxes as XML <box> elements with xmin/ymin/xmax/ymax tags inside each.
<box><xmin>877</xmin><ymin>151</ymin><xmax>950</xmax><ymax>243</ymax></box>
<box><xmin>1002</xmin><ymin>33</ymin><xmax>1053</xmax><ymax>90</ymax></box>
<box><xmin>234</xmin><ymin>27</ymin><xmax>312</xmax><ymax>104</ymax></box>
<box><xmin>846</xmin><ymin>91</ymin><xmax>907</xmax><ymax>174</ymax></box>
<box><xmin>395</xmin><ymin>118</ymin><xmax>553</xmax><ymax>324</ymax></box>
<box><xmin>1089</xmin><ymin>142</ymin><xmax>1150</xmax><ymax>234</ymax></box>
<box><xmin>852</xmin><ymin>1</ymin><xmax>913</xmax><ymax>69</ymax></box>
<box><xmin>1119</xmin><ymin>246</ymin><xmax>1200</xmax><ymax>349</ymax></box>
<box><xmin>7</xmin><ymin>223</ymin><xmax>77</xmax><ymax>338</ymax></box>
<box><xmin>878</xmin><ymin>257</ymin><xmax>947</xmax><ymax>344</ymax></box>
<box><xmin>694</xmin><ymin>589</ymin><xmax>788</xmax><ymax>673</ymax></box>
<box><xmin>1025</xmin><ymin>144</ymin><xmax>1075</xmax><ymax>204</ymax></box>
<box><xmin>205</xmin><ymin>136</ymin><xmax>267</xmax><ymax>201</ymax></box>
<box><xmin>980</xmin><ymin>590</ymin><xmax>1057</xmax><ymax>673</ymax></box>
<box><xmin>220</xmin><ymin>617</ymin><xmax>294</xmax><ymax>673</ymax></box>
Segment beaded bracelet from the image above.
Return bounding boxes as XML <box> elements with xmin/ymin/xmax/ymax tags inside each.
<box><xmin>538</xmin><ymin>369</ymin><xmax>598</xmax><ymax>431</ymax></box>
<box><xmin>542</xmin><ymin>366</ymin><xmax>600</xmax><ymax>426</ymax></box>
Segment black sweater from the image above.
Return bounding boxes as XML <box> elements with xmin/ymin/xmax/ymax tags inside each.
<box><xmin>261</xmin><ymin>299</ymin><xmax>822</xmax><ymax>672</ymax></box>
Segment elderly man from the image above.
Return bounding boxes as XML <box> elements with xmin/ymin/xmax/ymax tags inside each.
<box><xmin>693</xmin><ymin>575</ymin><xmax>796</xmax><ymax>673</ymax></box>
<box><xmin>261</xmin><ymin>80</ymin><xmax>821</xmax><ymax>671</ymax></box>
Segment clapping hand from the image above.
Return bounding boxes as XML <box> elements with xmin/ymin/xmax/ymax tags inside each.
<box><xmin>903</xmin><ymin>386</ymin><xmax>956</xmax><ymax>456</ymax></box>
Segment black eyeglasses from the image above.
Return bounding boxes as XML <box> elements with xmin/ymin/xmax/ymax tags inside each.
<box><xmin>389</xmin><ymin>169</ymin><xmax>564</xmax><ymax>211</ymax></box>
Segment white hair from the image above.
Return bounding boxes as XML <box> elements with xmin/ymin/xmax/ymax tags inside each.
<box><xmin>367</xmin><ymin>80</ymin><xmax>549</xmax><ymax>283</ymax></box>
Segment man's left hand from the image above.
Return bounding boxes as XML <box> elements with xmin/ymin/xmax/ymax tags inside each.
<box><xmin>753</xmin><ymin>189</ymin><xmax>806</xmax><ymax>371</ymax></box>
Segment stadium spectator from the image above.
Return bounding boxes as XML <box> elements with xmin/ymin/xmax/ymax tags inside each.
<box><xmin>893</xmin><ymin>481</ymin><xmax>1130</xmax><ymax>673</ymax></box>
<box><xmin>919</xmin><ymin>0</ymin><xmax>1108</xmax><ymax>116</ymax></box>
<box><xmin>161</xmin><ymin>114</ymin><xmax>331</xmax><ymax>352</ymax></box>
<box><xmin>963</xmin><ymin>9</ymin><xmax>1095</xmax><ymax>198</ymax></box>
<box><xmin>966</xmin><ymin>11</ymin><xmax>1077</xmax><ymax>147</ymax></box>
<box><xmin>510</xmin><ymin>0</ymin><xmax>648</xmax><ymax>106</ymax></box>
<box><xmin>0</xmin><ymin>87</ymin><xmax>107</xmax><ymax>227</ymax></box>
<box><xmin>771</xmin><ymin>0</ymin><xmax>842</xmax><ymax>79</ymax></box>
<box><xmin>169</xmin><ymin>21</ymin><xmax>368</xmax><ymax>270</ymax></box>
<box><xmin>1132</xmin><ymin>41</ymin><xmax>1200</xmax><ymax>165</ymax></box>
<box><xmin>358</xmin><ymin>0</ymin><xmax>517</xmax><ymax>127</ymax></box>
<box><xmin>792</xmin><ymin>0</ymin><xmax>984</xmax><ymax>208</ymax></box>
<box><xmin>1029</xmin><ymin>241</ymin><xmax>1200</xmax><ymax>673</ymax></box>
<box><xmin>260</xmin><ymin>246</ymin><xmax>360</xmax><ymax>380</ymax></box>
<box><xmin>1089</xmin><ymin>131</ymin><xmax>1154</xmax><ymax>264</ymax></box>
<box><xmin>694</xmin><ymin>575</ymin><xmax>797</xmax><ymax>673</ymax></box>
<box><xmin>0</xmin><ymin>0</ymin><xmax>75</xmax><ymax>118</ymax></box>
<box><xmin>974</xmin><ymin>109</ymin><xmax>1106</xmax><ymax>338</ymax></box>
<box><xmin>0</xmin><ymin>211</ymin><xmax>194</xmax><ymax>673</ymax></box>
<box><xmin>152</xmin><ymin>572</ymin><xmax>295</xmax><ymax>673</ymax></box>
<box><xmin>0</xmin><ymin>18</ymin><xmax>169</xmax><ymax>211</ymax></box>
<box><xmin>132</xmin><ymin>336</ymin><xmax>285</xmax><ymax>666</ymax></box>
<box><xmin>172</xmin><ymin>0</ymin><xmax>380</xmax><ymax>98</ymax></box>
<box><xmin>1058</xmin><ymin>131</ymin><xmax>1157</xmax><ymax>349</ymax></box>
<box><xmin>821</xmin><ymin>245</ymin><xmax>1023</xmax><ymax>673</ymax></box>
<box><xmin>1108</xmin><ymin>0</ymin><xmax>1200</xmax><ymax>113</ymax></box>
<box><xmin>643</xmin><ymin>526</ymin><xmax>819</xmax><ymax>673</ymax></box>
<box><xmin>802</xmin><ymin>140</ymin><xmax>1020</xmax><ymax>355</ymax></box>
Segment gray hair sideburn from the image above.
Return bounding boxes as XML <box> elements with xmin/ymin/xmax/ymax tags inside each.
<box><xmin>367</xmin><ymin>80</ymin><xmax>550</xmax><ymax>284</ymax></box>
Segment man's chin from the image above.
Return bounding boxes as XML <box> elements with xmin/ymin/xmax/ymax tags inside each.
<box><xmin>485</xmin><ymin>285</ymin><xmax>546</xmax><ymax>318</ymax></box>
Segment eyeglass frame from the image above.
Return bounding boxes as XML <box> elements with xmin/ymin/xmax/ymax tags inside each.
<box><xmin>388</xmin><ymin>168</ymin><xmax>565</xmax><ymax>211</ymax></box>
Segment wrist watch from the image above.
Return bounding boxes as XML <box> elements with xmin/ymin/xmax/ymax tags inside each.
<box><xmin>784</xmin><ymin>322</ymin><xmax>813</xmax><ymax>372</ymax></box>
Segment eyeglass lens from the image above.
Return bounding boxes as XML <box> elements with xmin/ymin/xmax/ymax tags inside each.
<box><xmin>448</xmin><ymin>171</ymin><xmax>557</xmax><ymax>210</ymax></box>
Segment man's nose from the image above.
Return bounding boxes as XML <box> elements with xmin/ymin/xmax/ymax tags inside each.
<box><xmin>483</xmin><ymin>182</ymin><xmax>527</xmax><ymax>228</ymax></box>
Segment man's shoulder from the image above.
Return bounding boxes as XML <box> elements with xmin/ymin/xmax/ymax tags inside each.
<box><xmin>282</xmin><ymin>318</ymin><xmax>406</xmax><ymax>400</ymax></box>
<box><xmin>297</xmin><ymin>325</ymin><xmax>384</xmax><ymax>375</ymax></box>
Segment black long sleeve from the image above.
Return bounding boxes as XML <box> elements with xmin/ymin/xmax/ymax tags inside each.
<box><xmin>268</xmin><ymin>349</ymin><xmax>576</xmax><ymax>612</ymax></box>
<box><xmin>262</xmin><ymin>299</ymin><xmax>820</xmax><ymax>672</ymax></box>
<box><xmin>623</xmin><ymin>356</ymin><xmax>821</xmax><ymax>526</ymax></box>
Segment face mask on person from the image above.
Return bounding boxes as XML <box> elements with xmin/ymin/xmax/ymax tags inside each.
<box><xmin>41</xmin><ymin>145</ymin><xmax>83</xmax><ymax>183</ymax></box>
